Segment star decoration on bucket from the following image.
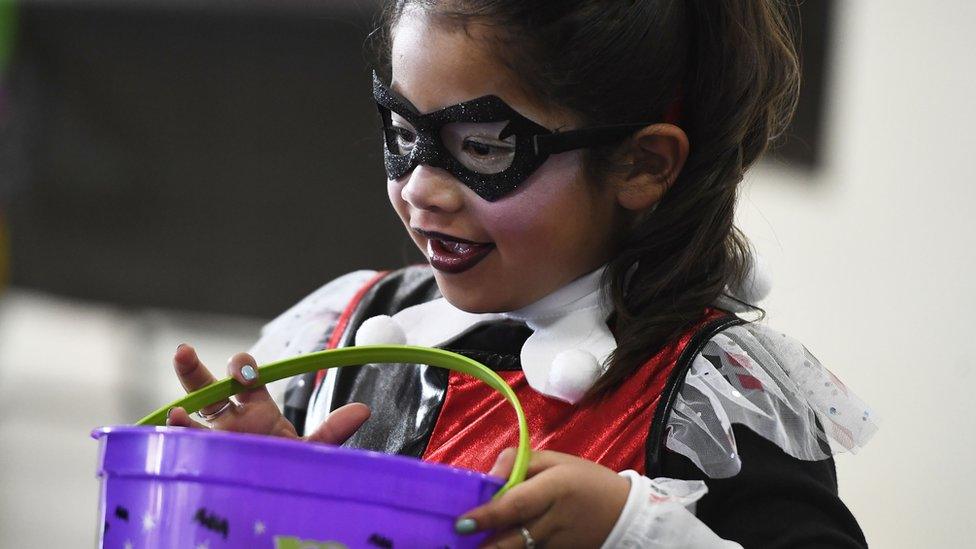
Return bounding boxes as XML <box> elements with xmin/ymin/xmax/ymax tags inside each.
<box><xmin>123</xmin><ymin>541</ymin><xmax>133</xmax><ymax>549</ymax></box>
<box><xmin>254</xmin><ymin>520</ymin><xmax>266</xmax><ymax>535</ymax></box>
<box><xmin>142</xmin><ymin>512</ymin><xmax>156</xmax><ymax>532</ymax></box>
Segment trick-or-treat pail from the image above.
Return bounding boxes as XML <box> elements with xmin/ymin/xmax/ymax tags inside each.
<box><xmin>93</xmin><ymin>345</ymin><xmax>531</xmax><ymax>549</ymax></box>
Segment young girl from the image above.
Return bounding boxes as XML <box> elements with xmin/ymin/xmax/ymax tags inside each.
<box><xmin>167</xmin><ymin>1</ymin><xmax>877</xmax><ymax>546</ymax></box>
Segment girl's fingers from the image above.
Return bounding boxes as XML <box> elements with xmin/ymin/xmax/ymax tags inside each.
<box><xmin>522</xmin><ymin>450</ymin><xmax>572</xmax><ymax>476</ymax></box>
<box><xmin>490</xmin><ymin>448</ymin><xmax>570</xmax><ymax>478</ymax></box>
<box><xmin>459</xmin><ymin>472</ymin><xmax>557</xmax><ymax>535</ymax></box>
<box><xmin>173</xmin><ymin>344</ymin><xmax>218</xmax><ymax>393</ymax></box>
<box><xmin>489</xmin><ymin>447</ymin><xmax>518</xmax><ymax>477</ymax></box>
<box><xmin>225</xmin><ymin>352</ymin><xmax>273</xmax><ymax>405</ymax></box>
<box><xmin>174</xmin><ymin>344</ymin><xmax>232</xmax><ymax>417</ymax></box>
<box><xmin>305</xmin><ymin>403</ymin><xmax>371</xmax><ymax>445</ymax></box>
<box><xmin>165</xmin><ymin>407</ymin><xmax>208</xmax><ymax>430</ymax></box>
<box><xmin>477</xmin><ymin>517</ymin><xmax>554</xmax><ymax>549</ymax></box>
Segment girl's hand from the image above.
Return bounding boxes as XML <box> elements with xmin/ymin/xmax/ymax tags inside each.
<box><xmin>165</xmin><ymin>343</ymin><xmax>370</xmax><ymax>445</ymax></box>
<box><xmin>458</xmin><ymin>448</ymin><xmax>630</xmax><ymax>548</ymax></box>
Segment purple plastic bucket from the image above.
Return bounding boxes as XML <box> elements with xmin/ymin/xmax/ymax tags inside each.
<box><xmin>93</xmin><ymin>426</ymin><xmax>503</xmax><ymax>548</ymax></box>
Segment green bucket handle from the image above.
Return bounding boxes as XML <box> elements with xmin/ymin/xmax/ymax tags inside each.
<box><xmin>136</xmin><ymin>345</ymin><xmax>530</xmax><ymax>497</ymax></box>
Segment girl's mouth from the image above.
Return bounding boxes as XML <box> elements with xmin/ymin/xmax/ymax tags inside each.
<box><xmin>415</xmin><ymin>229</ymin><xmax>495</xmax><ymax>274</ymax></box>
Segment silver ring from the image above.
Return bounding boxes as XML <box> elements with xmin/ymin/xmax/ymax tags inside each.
<box><xmin>198</xmin><ymin>400</ymin><xmax>234</xmax><ymax>422</ymax></box>
<box><xmin>520</xmin><ymin>527</ymin><xmax>536</xmax><ymax>549</ymax></box>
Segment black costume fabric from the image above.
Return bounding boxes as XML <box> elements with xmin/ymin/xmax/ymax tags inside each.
<box><xmin>662</xmin><ymin>426</ymin><xmax>868</xmax><ymax>548</ymax></box>
<box><xmin>281</xmin><ymin>266</ymin><xmax>867</xmax><ymax>547</ymax></box>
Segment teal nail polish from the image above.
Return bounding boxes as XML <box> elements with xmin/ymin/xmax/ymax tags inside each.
<box><xmin>241</xmin><ymin>364</ymin><xmax>257</xmax><ymax>382</ymax></box>
<box><xmin>455</xmin><ymin>517</ymin><xmax>477</xmax><ymax>534</ymax></box>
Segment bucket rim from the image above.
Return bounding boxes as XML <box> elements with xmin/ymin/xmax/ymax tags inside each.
<box><xmin>92</xmin><ymin>424</ymin><xmax>504</xmax><ymax>483</ymax></box>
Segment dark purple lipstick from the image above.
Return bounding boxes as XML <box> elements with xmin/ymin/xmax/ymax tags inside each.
<box><xmin>414</xmin><ymin>228</ymin><xmax>495</xmax><ymax>274</ymax></box>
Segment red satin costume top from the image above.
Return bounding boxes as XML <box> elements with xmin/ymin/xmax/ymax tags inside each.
<box><xmin>422</xmin><ymin>310</ymin><xmax>726</xmax><ymax>475</ymax></box>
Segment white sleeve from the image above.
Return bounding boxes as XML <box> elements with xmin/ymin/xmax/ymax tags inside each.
<box><xmin>600</xmin><ymin>471</ymin><xmax>742</xmax><ymax>549</ymax></box>
<box><xmin>247</xmin><ymin>269</ymin><xmax>377</xmax><ymax>405</ymax></box>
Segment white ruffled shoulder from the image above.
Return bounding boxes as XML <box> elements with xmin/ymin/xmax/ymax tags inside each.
<box><xmin>665</xmin><ymin>322</ymin><xmax>879</xmax><ymax>478</ymax></box>
<box><xmin>248</xmin><ymin>270</ymin><xmax>377</xmax><ymax>365</ymax></box>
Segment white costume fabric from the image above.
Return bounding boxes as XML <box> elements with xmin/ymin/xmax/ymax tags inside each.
<box><xmin>602</xmin><ymin>473</ymin><xmax>742</xmax><ymax>549</ymax></box>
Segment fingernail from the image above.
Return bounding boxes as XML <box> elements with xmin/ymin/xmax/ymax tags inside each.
<box><xmin>454</xmin><ymin>517</ymin><xmax>477</xmax><ymax>534</ymax></box>
<box><xmin>166</xmin><ymin>408</ymin><xmax>174</xmax><ymax>420</ymax></box>
<box><xmin>177</xmin><ymin>343</ymin><xmax>187</xmax><ymax>352</ymax></box>
<box><xmin>241</xmin><ymin>364</ymin><xmax>257</xmax><ymax>382</ymax></box>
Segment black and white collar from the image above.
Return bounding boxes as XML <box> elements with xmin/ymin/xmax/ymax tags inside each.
<box><xmin>355</xmin><ymin>267</ymin><xmax>615</xmax><ymax>404</ymax></box>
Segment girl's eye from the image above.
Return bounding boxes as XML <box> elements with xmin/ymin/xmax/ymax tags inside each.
<box><xmin>461</xmin><ymin>138</ymin><xmax>515</xmax><ymax>158</ymax></box>
<box><xmin>441</xmin><ymin>122</ymin><xmax>517</xmax><ymax>174</ymax></box>
<box><xmin>390</xmin><ymin>126</ymin><xmax>416</xmax><ymax>155</ymax></box>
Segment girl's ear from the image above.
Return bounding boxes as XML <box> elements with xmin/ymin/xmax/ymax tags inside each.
<box><xmin>616</xmin><ymin>123</ymin><xmax>689</xmax><ymax>211</ymax></box>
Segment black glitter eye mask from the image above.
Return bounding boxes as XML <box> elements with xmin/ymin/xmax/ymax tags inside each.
<box><xmin>373</xmin><ymin>72</ymin><xmax>660</xmax><ymax>202</ymax></box>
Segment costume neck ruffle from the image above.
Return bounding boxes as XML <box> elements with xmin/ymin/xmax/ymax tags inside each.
<box><xmin>355</xmin><ymin>266</ymin><xmax>614</xmax><ymax>403</ymax></box>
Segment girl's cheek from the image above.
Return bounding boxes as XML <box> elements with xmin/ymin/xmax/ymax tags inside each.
<box><xmin>387</xmin><ymin>179</ymin><xmax>402</xmax><ymax>206</ymax></box>
<box><xmin>473</xmin><ymin>193</ymin><xmax>536</xmax><ymax>237</ymax></box>
<box><xmin>472</xmin><ymin>152</ymin><xmax>583</xmax><ymax>238</ymax></box>
<box><xmin>387</xmin><ymin>179</ymin><xmax>410</xmax><ymax>219</ymax></box>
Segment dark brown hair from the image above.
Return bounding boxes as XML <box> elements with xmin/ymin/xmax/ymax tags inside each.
<box><xmin>375</xmin><ymin>1</ymin><xmax>800</xmax><ymax>400</ymax></box>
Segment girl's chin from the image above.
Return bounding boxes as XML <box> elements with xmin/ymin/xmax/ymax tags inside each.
<box><xmin>433</xmin><ymin>273</ymin><xmax>514</xmax><ymax>314</ymax></box>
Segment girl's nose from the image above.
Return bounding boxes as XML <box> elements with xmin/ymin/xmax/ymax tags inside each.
<box><xmin>400</xmin><ymin>165</ymin><xmax>465</xmax><ymax>213</ymax></box>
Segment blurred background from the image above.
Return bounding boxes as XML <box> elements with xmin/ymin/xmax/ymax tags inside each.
<box><xmin>0</xmin><ymin>0</ymin><xmax>972</xmax><ymax>546</ymax></box>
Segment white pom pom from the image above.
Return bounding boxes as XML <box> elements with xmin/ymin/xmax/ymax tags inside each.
<box><xmin>545</xmin><ymin>349</ymin><xmax>604</xmax><ymax>404</ymax></box>
<box><xmin>355</xmin><ymin>315</ymin><xmax>407</xmax><ymax>346</ymax></box>
<box><xmin>736</xmin><ymin>252</ymin><xmax>772</xmax><ymax>304</ymax></box>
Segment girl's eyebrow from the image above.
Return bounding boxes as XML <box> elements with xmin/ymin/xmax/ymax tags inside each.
<box><xmin>387</xmin><ymin>82</ymin><xmax>422</xmax><ymax>114</ymax></box>
<box><xmin>386</xmin><ymin>81</ymin><xmax>506</xmax><ymax>117</ymax></box>
<box><xmin>392</xmin><ymin>89</ymin><xmax>503</xmax><ymax>115</ymax></box>
<box><xmin>381</xmin><ymin>72</ymin><xmax>513</xmax><ymax>118</ymax></box>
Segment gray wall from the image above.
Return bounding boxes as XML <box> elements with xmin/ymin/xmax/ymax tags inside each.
<box><xmin>4</xmin><ymin>2</ymin><xmax>418</xmax><ymax>317</ymax></box>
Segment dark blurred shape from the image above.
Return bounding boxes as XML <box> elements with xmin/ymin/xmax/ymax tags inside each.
<box><xmin>4</xmin><ymin>2</ymin><xmax>420</xmax><ymax>317</ymax></box>
<box><xmin>1</xmin><ymin>2</ymin><xmax>17</xmax><ymax>294</ymax></box>
<box><xmin>1</xmin><ymin>1</ymin><xmax>831</xmax><ymax>317</ymax></box>
<box><xmin>774</xmin><ymin>0</ymin><xmax>834</xmax><ymax>167</ymax></box>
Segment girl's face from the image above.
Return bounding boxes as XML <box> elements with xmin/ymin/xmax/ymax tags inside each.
<box><xmin>388</xmin><ymin>10</ymin><xmax>625</xmax><ymax>313</ymax></box>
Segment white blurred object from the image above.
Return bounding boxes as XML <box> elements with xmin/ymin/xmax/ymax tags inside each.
<box><xmin>715</xmin><ymin>250</ymin><xmax>772</xmax><ymax>312</ymax></box>
<box><xmin>736</xmin><ymin>251</ymin><xmax>773</xmax><ymax>304</ymax></box>
<box><xmin>0</xmin><ymin>289</ymin><xmax>263</xmax><ymax>547</ymax></box>
<box><xmin>354</xmin><ymin>314</ymin><xmax>407</xmax><ymax>346</ymax></box>
<box><xmin>545</xmin><ymin>349</ymin><xmax>604</xmax><ymax>404</ymax></box>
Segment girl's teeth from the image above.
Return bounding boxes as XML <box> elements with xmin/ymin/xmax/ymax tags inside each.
<box><xmin>448</xmin><ymin>242</ymin><xmax>472</xmax><ymax>254</ymax></box>
<box><xmin>428</xmin><ymin>237</ymin><xmax>481</xmax><ymax>257</ymax></box>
